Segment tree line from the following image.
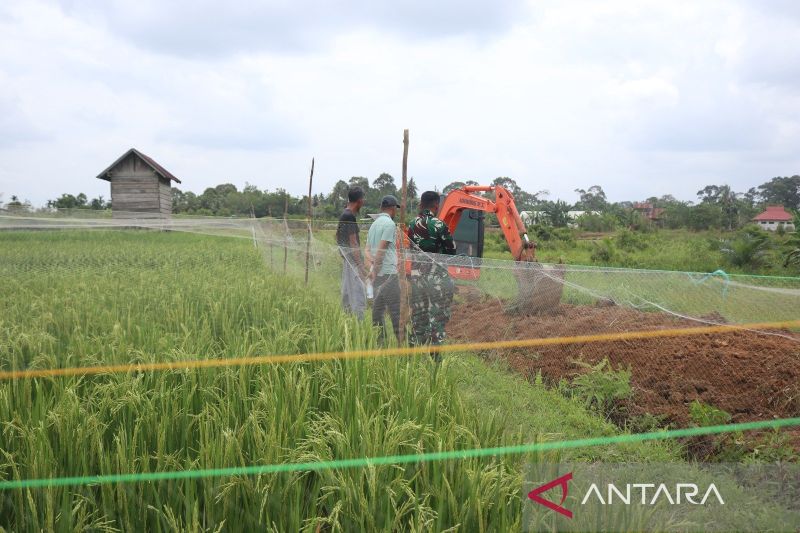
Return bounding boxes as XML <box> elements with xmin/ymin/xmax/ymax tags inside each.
<box><xmin>170</xmin><ymin>174</ymin><xmax>420</xmax><ymax>218</ymax></box>
<box><xmin>4</xmin><ymin>174</ymin><xmax>798</xmax><ymax>231</ymax></box>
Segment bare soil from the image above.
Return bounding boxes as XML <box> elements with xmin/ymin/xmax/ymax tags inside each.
<box><xmin>447</xmin><ymin>294</ymin><xmax>800</xmax><ymax>427</ymax></box>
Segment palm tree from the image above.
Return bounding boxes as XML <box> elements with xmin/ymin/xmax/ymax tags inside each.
<box><xmin>720</xmin><ymin>227</ymin><xmax>770</xmax><ymax>268</ymax></box>
<box><xmin>783</xmin><ymin>212</ymin><xmax>800</xmax><ymax>267</ymax></box>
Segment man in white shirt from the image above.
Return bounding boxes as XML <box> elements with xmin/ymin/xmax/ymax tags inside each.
<box><xmin>366</xmin><ymin>195</ymin><xmax>401</xmax><ymax>343</ymax></box>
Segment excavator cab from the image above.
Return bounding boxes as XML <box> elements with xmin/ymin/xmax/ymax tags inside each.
<box><xmin>452</xmin><ymin>209</ymin><xmax>485</xmax><ymax>258</ymax></box>
<box><xmin>448</xmin><ymin>208</ymin><xmax>485</xmax><ymax>280</ymax></box>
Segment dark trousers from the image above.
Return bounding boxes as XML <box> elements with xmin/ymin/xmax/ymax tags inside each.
<box><xmin>372</xmin><ymin>274</ymin><xmax>401</xmax><ymax>342</ymax></box>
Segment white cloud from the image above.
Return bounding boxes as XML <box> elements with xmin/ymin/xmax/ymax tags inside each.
<box><xmin>54</xmin><ymin>0</ymin><xmax>529</xmax><ymax>57</ymax></box>
<box><xmin>1</xmin><ymin>0</ymin><xmax>799</xmax><ymax>207</ymax></box>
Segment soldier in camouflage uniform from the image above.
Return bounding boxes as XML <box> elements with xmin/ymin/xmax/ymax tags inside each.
<box><xmin>407</xmin><ymin>191</ymin><xmax>456</xmax><ymax>350</ymax></box>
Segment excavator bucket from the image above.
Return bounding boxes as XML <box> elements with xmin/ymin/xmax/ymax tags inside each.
<box><xmin>506</xmin><ymin>260</ymin><xmax>566</xmax><ymax>315</ymax></box>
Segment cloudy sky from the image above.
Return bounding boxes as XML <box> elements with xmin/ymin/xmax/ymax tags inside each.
<box><xmin>1</xmin><ymin>0</ymin><xmax>799</xmax><ymax>207</ymax></box>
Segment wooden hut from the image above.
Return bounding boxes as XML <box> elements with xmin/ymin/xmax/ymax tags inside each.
<box><xmin>96</xmin><ymin>148</ymin><xmax>181</xmax><ymax>218</ymax></box>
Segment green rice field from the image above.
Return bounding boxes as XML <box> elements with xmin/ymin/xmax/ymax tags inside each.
<box><xmin>0</xmin><ymin>229</ymin><xmax>797</xmax><ymax>531</ymax></box>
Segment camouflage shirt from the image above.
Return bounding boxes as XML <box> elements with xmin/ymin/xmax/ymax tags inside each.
<box><xmin>408</xmin><ymin>209</ymin><xmax>456</xmax><ymax>274</ymax></box>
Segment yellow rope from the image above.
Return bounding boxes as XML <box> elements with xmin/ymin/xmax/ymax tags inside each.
<box><xmin>2</xmin><ymin>320</ymin><xmax>798</xmax><ymax>380</ymax></box>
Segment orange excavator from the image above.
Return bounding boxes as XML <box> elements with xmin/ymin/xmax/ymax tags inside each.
<box><xmin>404</xmin><ymin>184</ymin><xmax>565</xmax><ymax>314</ymax></box>
<box><xmin>438</xmin><ymin>184</ymin><xmax>535</xmax><ymax>279</ymax></box>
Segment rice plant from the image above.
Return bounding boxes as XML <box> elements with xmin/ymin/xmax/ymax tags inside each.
<box><xmin>0</xmin><ymin>230</ymin><xmax>525</xmax><ymax>531</ymax></box>
<box><xmin>2</xmin><ymin>230</ymin><xmax>797</xmax><ymax>532</ymax></box>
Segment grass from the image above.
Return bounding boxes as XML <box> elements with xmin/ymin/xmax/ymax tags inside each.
<box><xmin>449</xmin><ymin>357</ymin><xmax>678</xmax><ymax>462</ymax></box>
<box><xmin>0</xmin><ymin>229</ymin><xmax>683</xmax><ymax>531</ymax></box>
<box><xmin>485</xmin><ymin>227</ymin><xmax>800</xmax><ymax>277</ymax></box>
<box><xmin>473</xmin><ymin>229</ymin><xmax>800</xmax><ymax>325</ymax></box>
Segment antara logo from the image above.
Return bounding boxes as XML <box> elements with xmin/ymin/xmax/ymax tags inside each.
<box><xmin>528</xmin><ymin>472</ymin><xmax>724</xmax><ymax>519</ymax></box>
<box><xmin>528</xmin><ymin>472</ymin><xmax>573</xmax><ymax>518</ymax></box>
<box><xmin>581</xmin><ymin>482</ymin><xmax>725</xmax><ymax>506</ymax></box>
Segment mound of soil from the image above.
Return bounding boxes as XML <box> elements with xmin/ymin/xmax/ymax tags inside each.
<box><xmin>447</xmin><ymin>296</ymin><xmax>800</xmax><ymax>427</ymax></box>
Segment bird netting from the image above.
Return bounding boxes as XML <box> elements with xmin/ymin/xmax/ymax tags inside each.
<box><xmin>257</xmin><ymin>216</ymin><xmax>800</xmax><ymax>429</ymax></box>
<box><xmin>2</xmin><ymin>211</ymin><xmax>799</xmax><ymax>429</ymax></box>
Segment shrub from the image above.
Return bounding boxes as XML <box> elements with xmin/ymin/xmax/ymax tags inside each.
<box><xmin>531</xmin><ymin>224</ymin><xmax>553</xmax><ymax>241</ymax></box>
<box><xmin>614</xmin><ymin>228</ymin><xmax>648</xmax><ymax>252</ymax></box>
<box><xmin>686</xmin><ymin>400</ymin><xmax>744</xmax><ymax>460</ymax></box>
<box><xmin>688</xmin><ymin>403</ymin><xmax>797</xmax><ymax>462</ymax></box>
<box><xmin>749</xmin><ymin>429</ymin><xmax>798</xmax><ymax>463</ymax></box>
<box><xmin>785</xmin><ymin>246</ymin><xmax>800</xmax><ymax>268</ymax></box>
<box><xmin>590</xmin><ymin>238</ymin><xmax>617</xmax><ymax>264</ymax></box>
<box><xmin>551</xmin><ymin>227</ymin><xmax>576</xmax><ymax>243</ymax></box>
<box><xmin>784</xmin><ymin>213</ymin><xmax>800</xmax><ymax>268</ymax></box>
<box><xmin>628</xmin><ymin>412</ymin><xmax>670</xmax><ymax>433</ymax></box>
<box><xmin>627</xmin><ymin>211</ymin><xmax>655</xmax><ymax>233</ymax></box>
<box><xmin>576</xmin><ymin>213</ymin><xmax>617</xmax><ymax>232</ymax></box>
<box><xmin>688</xmin><ymin>400</ymin><xmax>731</xmax><ymax>427</ymax></box>
<box><xmin>571</xmin><ymin>358</ymin><xmax>632</xmax><ymax>419</ymax></box>
<box><xmin>719</xmin><ymin>226</ymin><xmax>771</xmax><ymax>268</ymax></box>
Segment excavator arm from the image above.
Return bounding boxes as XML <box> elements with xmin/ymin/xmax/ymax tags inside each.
<box><xmin>438</xmin><ymin>185</ymin><xmax>536</xmax><ymax>262</ymax></box>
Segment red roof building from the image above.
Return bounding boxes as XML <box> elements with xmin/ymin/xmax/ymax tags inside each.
<box><xmin>752</xmin><ymin>205</ymin><xmax>795</xmax><ymax>231</ymax></box>
<box><xmin>632</xmin><ymin>202</ymin><xmax>665</xmax><ymax>221</ymax></box>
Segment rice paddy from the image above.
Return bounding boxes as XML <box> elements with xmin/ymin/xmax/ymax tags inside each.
<box><xmin>1</xmin><ymin>229</ymin><xmax>796</xmax><ymax>532</ymax></box>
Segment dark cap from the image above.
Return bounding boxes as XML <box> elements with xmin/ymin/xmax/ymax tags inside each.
<box><xmin>381</xmin><ymin>195</ymin><xmax>399</xmax><ymax>208</ymax></box>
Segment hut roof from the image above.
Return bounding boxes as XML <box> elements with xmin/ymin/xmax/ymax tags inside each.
<box><xmin>96</xmin><ymin>148</ymin><xmax>182</xmax><ymax>184</ymax></box>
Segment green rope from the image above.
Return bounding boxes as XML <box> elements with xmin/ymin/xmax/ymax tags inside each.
<box><xmin>2</xmin><ymin>417</ymin><xmax>798</xmax><ymax>490</ymax></box>
<box><xmin>689</xmin><ymin>269</ymin><xmax>730</xmax><ymax>297</ymax></box>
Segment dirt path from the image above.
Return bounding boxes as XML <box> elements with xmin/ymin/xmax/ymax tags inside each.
<box><xmin>726</xmin><ymin>279</ymin><xmax>800</xmax><ymax>296</ymax></box>
<box><xmin>447</xmin><ymin>295</ymin><xmax>800</xmax><ymax>426</ymax></box>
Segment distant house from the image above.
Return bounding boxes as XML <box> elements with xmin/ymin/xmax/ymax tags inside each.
<box><xmin>520</xmin><ymin>210</ymin><xmax>599</xmax><ymax>227</ymax></box>
<box><xmin>567</xmin><ymin>210</ymin><xmax>599</xmax><ymax>219</ymax></box>
<box><xmin>519</xmin><ymin>211</ymin><xmax>542</xmax><ymax>226</ymax></box>
<box><xmin>97</xmin><ymin>148</ymin><xmax>181</xmax><ymax>218</ymax></box>
<box><xmin>752</xmin><ymin>205</ymin><xmax>795</xmax><ymax>231</ymax></box>
<box><xmin>632</xmin><ymin>202</ymin><xmax>665</xmax><ymax>221</ymax></box>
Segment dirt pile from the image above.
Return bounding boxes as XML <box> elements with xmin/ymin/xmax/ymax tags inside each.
<box><xmin>447</xmin><ymin>296</ymin><xmax>800</xmax><ymax>426</ymax></box>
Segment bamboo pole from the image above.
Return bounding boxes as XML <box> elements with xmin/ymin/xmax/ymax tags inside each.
<box><xmin>304</xmin><ymin>158</ymin><xmax>314</xmax><ymax>284</ymax></box>
<box><xmin>250</xmin><ymin>205</ymin><xmax>257</xmax><ymax>249</ymax></box>
<box><xmin>267</xmin><ymin>205</ymin><xmax>273</xmax><ymax>267</ymax></box>
<box><xmin>283</xmin><ymin>195</ymin><xmax>288</xmax><ymax>274</ymax></box>
<box><xmin>399</xmin><ymin>130</ymin><xmax>410</xmax><ymax>339</ymax></box>
<box><xmin>401</xmin><ymin>130</ymin><xmax>409</xmax><ymax>222</ymax></box>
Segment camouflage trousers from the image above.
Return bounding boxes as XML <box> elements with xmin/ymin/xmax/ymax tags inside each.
<box><xmin>409</xmin><ymin>270</ymin><xmax>455</xmax><ymax>346</ymax></box>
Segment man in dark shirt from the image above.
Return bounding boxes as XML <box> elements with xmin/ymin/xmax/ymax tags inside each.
<box><xmin>337</xmin><ymin>186</ymin><xmax>367</xmax><ymax>319</ymax></box>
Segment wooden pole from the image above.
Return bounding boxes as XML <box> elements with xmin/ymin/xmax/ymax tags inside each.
<box><xmin>304</xmin><ymin>158</ymin><xmax>314</xmax><ymax>284</ymax></box>
<box><xmin>399</xmin><ymin>130</ymin><xmax>410</xmax><ymax>340</ymax></box>
<box><xmin>250</xmin><ymin>205</ymin><xmax>257</xmax><ymax>249</ymax></box>
<box><xmin>266</xmin><ymin>205</ymin><xmax>273</xmax><ymax>267</ymax></box>
<box><xmin>283</xmin><ymin>195</ymin><xmax>288</xmax><ymax>274</ymax></box>
<box><xmin>401</xmin><ymin>129</ymin><xmax>409</xmax><ymax>223</ymax></box>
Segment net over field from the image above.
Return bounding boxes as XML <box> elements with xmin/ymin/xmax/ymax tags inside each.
<box><xmin>292</xmin><ymin>217</ymin><xmax>800</xmax><ymax>428</ymax></box>
<box><xmin>2</xmin><ymin>212</ymin><xmax>800</xmax><ymax>530</ymax></box>
<box><xmin>3</xmin><ymin>211</ymin><xmax>800</xmax><ymax>429</ymax></box>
